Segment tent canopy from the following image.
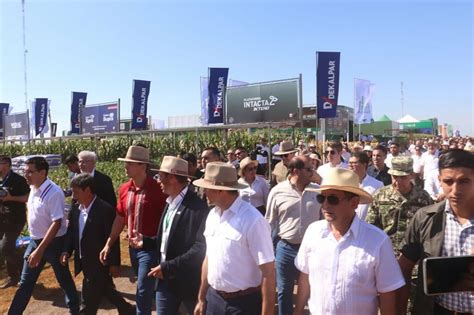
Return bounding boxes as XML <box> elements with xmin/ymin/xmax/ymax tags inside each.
<box><xmin>377</xmin><ymin>114</ymin><xmax>392</xmax><ymax>122</ymax></box>
<box><xmin>398</xmin><ymin>114</ymin><xmax>419</xmax><ymax>123</ymax></box>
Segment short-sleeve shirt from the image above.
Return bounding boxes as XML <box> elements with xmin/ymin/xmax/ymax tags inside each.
<box><xmin>0</xmin><ymin>170</ymin><xmax>30</xmax><ymax>225</ymax></box>
<box><xmin>356</xmin><ymin>175</ymin><xmax>383</xmax><ymax>221</ymax></box>
<box><xmin>204</xmin><ymin>197</ymin><xmax>274</xmax><ymax>292</ymax></box>
<box><xmin>238</xmin><ymin>176</ymin><xmax>269</xmax><ymax>208</ymax></box>
<box><xmin>116</xmin><ymin>176</ymin><xmax>166</xmax><ymax>237</ymax></box>
<box><xmin>27</xmin><ymin>179</ymin><xmax>67</xmax><ymax>240</ymax></box>
<box><xmin>295</xmin><ymin>215</ymin><xmax>405</xmax><ymax>315</ymax></box>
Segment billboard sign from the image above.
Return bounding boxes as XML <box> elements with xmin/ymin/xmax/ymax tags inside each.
<box><xmin>4</xmin><ymin>112</ymin><xmax>29</xmax><ymax>140</ymax></box>
<box><xmin>81</xmin><ymin>102</ymin><xmax>119</xmax><ymax>134</ymax></box>
<box><xmin>226</xmin><ymin>79</ymin><xmax>300</xmax><ymax>124</ymax></box>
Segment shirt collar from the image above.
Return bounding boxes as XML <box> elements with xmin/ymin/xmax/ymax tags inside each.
<box><xmin>36</xmin><ymin>178</ymin><xmax>52</xmax><ymax>192</ymax></box>
<box><xmin>322</xmin><ymin>214</ymin><xmax>361</xmax><ymax>240</ymax></box>
<box><xmin>79</xmin><ymin>196</ymin><xmax>97</xmax><ymax>214</ymax></box>
<box><xmin>166</xmin><ymin>186</ymin><xmax>188</xmax><ymax>209</ymax></box>
<box><xmin>214</xmin><ymin>195</ymin><xmax>243</xmax><ymax>216</ymax></box>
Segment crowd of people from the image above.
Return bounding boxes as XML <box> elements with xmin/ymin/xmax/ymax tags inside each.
<box><xmin>0</xmin><ymin>134</ymin><xmax>472</xmax><ymax>315</ymax></box>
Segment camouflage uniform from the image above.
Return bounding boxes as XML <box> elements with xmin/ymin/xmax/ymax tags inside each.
<box><xmin>366</xmin><ymin>184</ymin><xmax>433</xmax><ymax>254</ymax></box>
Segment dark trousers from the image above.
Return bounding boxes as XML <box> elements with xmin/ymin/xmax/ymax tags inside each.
<box><xmin>8</xmin><ymin>235</ymin><xmax>79</xmax><ymax>314</ymax></box>
<box><xmin>80</xmin><ymin>267</ymin><xmax>131</xmax><ymax>315</ymax></box>
<box><xmin>0</xmin><ymin>222</ymin><xmax>24</xmax><ymax>281</ymax></box>
<box><xmin>205</xmin><ymin>286</ymin><xmax>261</xmax><ymax>315</ymax></box>
<box><xmin>155</xmin><ymin>278</ymin><xmax>196</xmax><ymax>315</ymax></box>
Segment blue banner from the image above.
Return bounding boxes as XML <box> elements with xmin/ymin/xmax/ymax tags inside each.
<box><xmin>0</xmin><ymin>103</ymin><xmax>10</xmax><ymax>135</ymax></box>
<box><xmin>131</xmin><ymin>80</ymin><xmax>151</xmax><ymax>130</ymax></box>
<box><xmin>200</xmin><ymin>77</ymin><xmax>209</xmax><ymax>125</ymax></box>
<box><xmin>4</xmin><ymin>112</ymin><xmax>29</xmax><ymax>140</ymax></box>
<box><xmin>207</xmin><ymin>68</ymin><xmax>228</xmax><ymax>124</ymax></box>
<box><xmin>316</xmin><ymin>52</ymin><xmax>340</xmax><ymax>119</ymax></box>
<box><xmin>34</xmin><ymin>98</ymin><xmax>48</xmax><ymax>136</ymax></box>
<box><xmin>82</xmin><ymin>102</ymin><xmax>119</xmax><ymax>134</ymax></box>
<box><xmin>70</xmin><ymin>92</ymin><xmax>87</xmax><ymax>134</ymax></box>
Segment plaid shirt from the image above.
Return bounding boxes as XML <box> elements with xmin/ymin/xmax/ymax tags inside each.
<box><xmin>435</xmin><ymin>202</ymin><xmax>474</xmax><ymax>313</ymax></box>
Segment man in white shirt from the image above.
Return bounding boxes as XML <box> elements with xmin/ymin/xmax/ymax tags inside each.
<box><xmin>420</xmin><ymin>141</ymin><xmax>439</xmax><ymax>183</ymax></box>
<box><xmin>266</xmin><ymin>155</ymin><xmax>321</xmax><ymax>315</ymax></box>
<box><xmin>193</xmin><ymin>162</ymin><xmax>275</xmax><ymax>315</ymax></box>
<box><xmin>348</xmin><ymin>152</ymin><xmax>383</xmax><ymax>220</ymax></box>
<box><xmin>9</xmin><ymin>157</ymin><xmax>79</xmax><ymax>314</ymax></box>
<box><xmin>294</xmin><ymin>168</ymin><xmax>405</xmax><ymax>315</ymax></box>
<box><xmin>385</xmin><ymin>142</ymin><xmax>401</xmax><ymax>169</ymax></box>
<box><xmin>317</xmin><ymin>141</ymin><xmax>348</xmax><ymax>180</ymax></box>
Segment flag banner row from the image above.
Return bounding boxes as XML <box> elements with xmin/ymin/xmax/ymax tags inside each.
<box><xmin>70</xmin><ymin>92</ymin><xmax>87</xmax><ymax>134</ymax></box>
<box><xmin>82</xmin><ymin>102</ymin><xmax>119</xmax><ymax>134</ymax></box>
<box><xmin>131</xmin><ymin>80</ymin><xmax>151</xmax><ymax>130</ymax></box>
<box><xmin>316</xmin><ymin>51</ymin><xmax>340</xmax><ymax>119</ymax></box>
<box><xmin>354</xmin><ymin>78</ymin><xmax>375</xmax><ymax>124</ymax></box>
<box><xmin>32</xmin><ymin>98</ymin><xmax>49</xmax><ymax>136</ymax></box>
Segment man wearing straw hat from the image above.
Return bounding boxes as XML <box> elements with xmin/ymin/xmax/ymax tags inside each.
<box><xmin>100</xmin><ymin>145</ymin><xmax>167</xmax><ymax>315</ymax></box>
<box><xmin>293</xmin><ymin>168</ymin><xmax>405</xmax><ymax>315</ymax></box>
<box><xmin>193</xmin><ymin>162</ymin><xmax>275</xmax><ymax>315</ymax></box>
<box><xmin>271</xmin><ymin>140</ymin><xmax>299</xmax><ymax>187</ymax></box>
<box><xmin>266</xmin><ymin>155</ymin><xmax>321</xmax><ymax>315</ymax></box>
<box><xmin>129</xmin><ymin>156</ymin><xmax>209</xmax><ymax>314</ymax></box>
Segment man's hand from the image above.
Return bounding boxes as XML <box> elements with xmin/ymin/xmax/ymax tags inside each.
<box><xmin>0</xmin><ymin>190</ymin><xmax>12</xmax><ymax>202</ymax></box>
<box><xmin>60</xmin><ymin>252</ymin><xmax>69</xmax><ymax>266</ymax></box>
<box><xmin>194</xmin><ymin>300</ymin><xmax>206</xmax><ymax>315</ymax></box>
<box><xmin>99</xmin><ymin>245</ymin><xmax>110</xmax><ymax>265</ymax></box>
<box><xmin>27</xmin><ymin>248</ymin><xmax>43</xmax><ymax>268</ymax></box>
<box><xmin>147</xmin><ymin>265</ymin><xmax>164</xmax><ymax>279</ymax></box>
<box><xmin>129</xmin><ymin>229</ymin><xmax>143</xmax><ymax>249</ymax></box>
<box><xmin>109</xmin><ymin>265</ymin><xmax>121</xmax><ymax>278</ymax></box>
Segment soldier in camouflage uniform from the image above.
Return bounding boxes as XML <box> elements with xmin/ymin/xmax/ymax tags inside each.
<box><xmin>366</xmin><ymin>156</ymin><xmax>434</xmax><ymax>255</ymax></box>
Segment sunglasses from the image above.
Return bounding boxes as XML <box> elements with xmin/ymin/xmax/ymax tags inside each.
<box><xmin>245</xmin><ymin>166</ymin><xmax>257</xmax><ymax>171</ymax></box>
<box><xmin>316</xmin><ymin>194</ymin><xmax>350</xmax><ymax>205</ymax></box>
<box><xmin>325</xmin><ymin>150</ymin><xmax>336</xmax><ymax>155</ymax></box>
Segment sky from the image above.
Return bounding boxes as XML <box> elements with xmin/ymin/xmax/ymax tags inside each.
<box><xmin>1</xmin><ymin>0</ymin><xmax>473</xmax><ymax>136</ymax></box>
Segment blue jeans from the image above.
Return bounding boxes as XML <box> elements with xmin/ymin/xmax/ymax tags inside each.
<box><xmin>275</xmin><ymin>240</ymin><xmax>300</xmax><ymax>315</ymax></box>
<box><xmin>8</xmin><ymin>235</ymin><xmax>79</xmax><ymax>315</ymax></box>
<box><xmin>155</xmin><ymin>278</ymin><xmax>196</xmax><ymax>315</ymax></box>
<box><xmin>205</xmin><ymin>287</ymin><xmax>261</xmax><ymax>315</ymax></box>
<box><xmin>129</xmin><ymin>247</ymin><xmax>158</xmax><ymax>315</ymax></box>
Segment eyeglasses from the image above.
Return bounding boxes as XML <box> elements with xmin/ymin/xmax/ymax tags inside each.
<box><xmin>235</xmin><ymin>151</ymin><xmax>243</xmax><ymax>155</ymax></box>
<box><xmin>325</xmin><ymin>150</ymin><xmax>336</xmax><ymax>155</ymax></box>
<box><xmin>316</xmin><ymin>194</ymin><xmax>350</xmax><ymax>205</ymax></box>
<box><xmin>153</xmin><ymin>172</ymin><xmax>167</xmax><ymax>181</ymax></box>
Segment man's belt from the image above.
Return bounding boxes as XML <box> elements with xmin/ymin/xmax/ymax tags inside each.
<box><xmin>280</xmin><ymin>239</ymin><xmax>301</xmax><ymax>247</ymax></box>
<box><xmin>216</xmin><ymin>286</ymin><xmax>261</xmax><ymax>300</ymax></box>
<box><xmin>434</xmin><ymin>303</ymin><xmax>471</xmax><ymax>315</ymax></box>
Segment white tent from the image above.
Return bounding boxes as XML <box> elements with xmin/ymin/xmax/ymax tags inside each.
<box><xmin>398</xmin><ymin>114</ymin><xmax>419</xmax><ymax>123</ymax></box>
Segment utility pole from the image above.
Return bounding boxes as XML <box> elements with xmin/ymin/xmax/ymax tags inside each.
<box><xmin>400</xmin><ymin>81</ymin><xmax>405</xmax><ymax>117</ymax></box>
<box><xmin>22</xmin><ymin>0</ymin><xmax>29</xmax><ymax>111</ymax></box>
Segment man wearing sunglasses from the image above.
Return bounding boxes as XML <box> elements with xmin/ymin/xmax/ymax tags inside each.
<box><xmin>294</xmin><ymin>168</ymin><xmax>405</xmax><ymax>315</ymax></box>
<box><xmin>366</xmin><ymin>156</ymin><xmax>433</xmax><ymax>256</ymax></box>
<box><xmin>316</xmin><ymin>141</ymin><xmax>348</xmax><ymax>180</ymax></box>
<box><xmin>266</xmin><ymin>155</ymin><xmax>321</xmax><ymax>315</ymax></box>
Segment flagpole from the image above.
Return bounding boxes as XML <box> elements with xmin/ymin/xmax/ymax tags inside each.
<box><xmin>21</xmin><ymin>0</ymin><xmax>29</xmax><ymax>112</ymax></box>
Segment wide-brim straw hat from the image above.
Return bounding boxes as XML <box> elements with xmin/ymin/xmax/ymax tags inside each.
<box><xmin>238</xmin><ymin>157</ymin><xmax>259</xmax><ymax>176</ymax></box>
<box><xmin>117</xmin><ymin>146</ymin><xmax>150</xmax><ymax>164</ymax></box>
<box><xmin>273</xmin><ymin>140</ymin><xmax>299</xmax><ymax>156</ymax></box>
<box><xmin>193</xmin><ymin>162</ymin><xmax>248</xmax><ymax>191</ymax></box>
<box><xmin>150</xmin><ymin>156</ymin><xmax>190</xmax><ymax>178</ymax></box>
<box><xmin>363</xmin><ymin>145</ymin><xmax>373</xmax><ymax>152</ymax></box>
<box><xmin>306</xmin><ymin>168</ymin><xmax>373</xmax><ymax>204</ymax></box>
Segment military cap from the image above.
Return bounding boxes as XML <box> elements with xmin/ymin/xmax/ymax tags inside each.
<box><xmin>388</xmin><ymin>156</ymin><xmax>413</xmax><ymax>176</ymax></box>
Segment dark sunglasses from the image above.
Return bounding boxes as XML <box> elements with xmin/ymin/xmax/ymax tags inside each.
<box><xmin>325</xmin><ymin>150</ymin><xmax>336</xmax><ymax>155</ymax></box>
<box><xmin>316</xmin><ymin>194</ymin><xmax>349</xmax><ymax>205</ymax></box>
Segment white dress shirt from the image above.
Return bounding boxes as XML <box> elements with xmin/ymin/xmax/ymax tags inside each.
<box><xmin>238</xmin><ymin>176</ymin><xmax>269</xmax><ymax>208</ymax></box>
<box><xmin>356</xmin><ymin>175</ymin><xmax>383</xmax><ymax>220</ymax></box>
<box><xmin>27</xmin><ymin>179</ymin><xmax>68</xmax><ymax>240</ymax></box>
<box><xmin>420</xmin><ymin>151</ymin><xmax>439</xmax><ymax>179</ymax></box>
<box><xmin>317</xmin><ymin>162</ymin><xmax>349</xmax><ymax>180</ymax></box>
<box><xmin>424</xmin><ymin>169</ymin><xmax>442</xmax><ymax>200</ymax></box>
<box><xmin>161</xmin><ymin>186</ymin><xmax>188</xmax><ymax>261</ymax></box>
<box><xmin>204</xmin><ymin>197</ymin><xmax>274</xmax><ymax>292</ymax></box>
<box><xmin>295</xmin><ymin>215</ymin><xmax>405</xmax><ymax>315</ymax></box>
<box><xmin>78</xmin><ymin>196</ymin><xmax>96</xmax><ymax>258</ymax></box>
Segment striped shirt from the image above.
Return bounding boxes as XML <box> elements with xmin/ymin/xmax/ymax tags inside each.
<box><xmin>436</xmin><ymin>201</ymin><xmax>474</xmax><ymax>313</ymax></box>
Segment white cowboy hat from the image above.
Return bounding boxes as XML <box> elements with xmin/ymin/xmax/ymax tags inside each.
<box><xmin>193</xmin><ymin>162</ymin><xmax>248</xmax><ymax>191</ymax></box>
<box><xmin>151</xmin><ymin>156</ymin><xmax>190</xmax><ymax>177</ymax></box>
<box><xmin>117</xmin><ymin>146</ymin><xmax>150</xmax><ymax>164</ymax></box>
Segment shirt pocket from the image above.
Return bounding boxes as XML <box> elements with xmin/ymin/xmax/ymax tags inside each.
<box><xmin>348</xmin><ymin>252</ymin><xmax>374</xmax><ymax>287</ymax></box>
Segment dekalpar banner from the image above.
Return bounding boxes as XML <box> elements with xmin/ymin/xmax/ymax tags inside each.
<box><xmin>81</xmin><ymin>102</ymin><xmax>119</xmax><ymax>134</ymax></box>
<box><xmin>207</xmin><ymin>68</ymin><xmax>228</xmax><ymax>124</ymax></box>
<box><xmin>316</xmin><ymin>51</ymin><xmax>340</xmax><ymax>119</ymax></box>
<box><xmin>131</xmin><ymin>80</ymin><xmax>151</xmax><ymax>130</ymax></box>
<box><xmin>225</xmin><ymin>78</ymin><xmax>300</xmax><ymax>124</ymax></box>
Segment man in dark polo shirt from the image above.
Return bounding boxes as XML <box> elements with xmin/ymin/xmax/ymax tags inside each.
<box><xmin>100</xmin><ymin>145</ymin><xmax>167</xmax><ymax>315</ymax></box>
<box><xmin>0</xmin><ymin>155</ymin><xmax>30</xmax><ymax>289</ymax></box>
<box><xmin>367</xmin><ymin>145</ymin><xmax>392</xmax><ymax>186</ymax></box>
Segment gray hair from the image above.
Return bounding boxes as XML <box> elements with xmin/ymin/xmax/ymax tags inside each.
<box><xmin>78</xmin><ymin>150</ymin><xmax>98</xmax><ymax>162</ymax></box>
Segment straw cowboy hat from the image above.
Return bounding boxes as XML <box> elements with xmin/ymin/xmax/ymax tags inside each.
<box><xmin>238</xmin><ymin>157</ymin><xmax>259</xmax><ymax>176</ymax></box>
<box><xmin>273</xmin><ymin>140</ymin><xmax>299</xmax><ymax>156</ymax></box>
<box><xmin>193</xmin><ymin>162</ymin><xmax>248</xmax><ymax>191</ymax></box>
<box><xmin>117</xmin><ymin>145</ymin><xmax>150</xmax><ymax>164</ymax></box>
<box><xmin>151</xmin><ymin>156</ymin><xmax>190</xmax><ymax>177</ymax></box>
<box><xmin>306</xmin><ymin>168</ymin><xmax>373</xmax><ymax>204</ymax></box>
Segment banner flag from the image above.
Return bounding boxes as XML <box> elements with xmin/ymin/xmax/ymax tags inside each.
<box><xmin>4</xmin><ymin>112</ymin><xmax>29</xmax><ymax>140</ymax></box>
<box><xmin>131</xmin><ymin>80</ymin><xmax>151</xmax><ymax>130</ymax></box>
<box><xmin>32</xmin><ymin>98</ymin><xmax>49</xmax><ymax>136</ymax></box>
<box><xmin>82</xmin><ymin>102</ymin><xmax>119</xmax><ymax>134</ymax></box>
<box><xmin>316</xmin><ymin>52</ymin><xmax>340</xmax><ymax>118</ymax></box>
<box><xmin>200</xmin><ymin>77</ymin><xmax>209</xmax><ymax>125</ymax></box>
<box><xmin>207</xmin><ymin>68</ymin><xmax>228</xmax><ymax>124</ymax></box>
<box><xmin>354</xmin><ymin>79</ymin><xmax>375</xmax><ymax>124</ymax></box>
<box><xmin>70</xmin><ymin>92</ymin><xmax>87</xmax><ymax>134</ymax></box>
<box><xmin>0</xmin><ymin>103</ymin><xmax>10</xmax><ymax>135</ymax></box>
